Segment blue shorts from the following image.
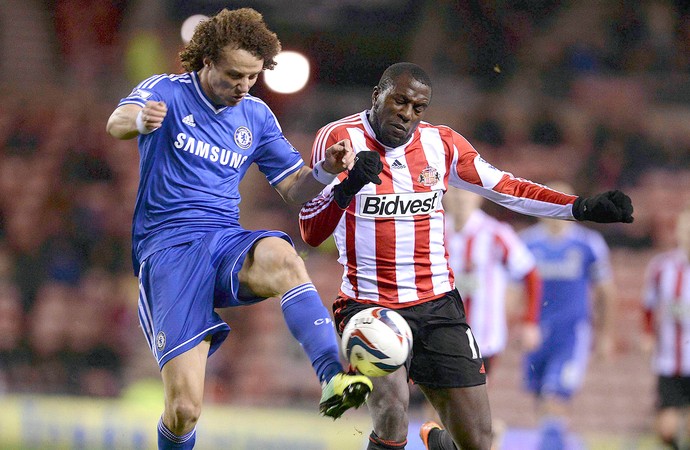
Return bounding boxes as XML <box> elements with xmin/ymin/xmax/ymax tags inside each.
<box><xmin>523</xmin><ymin>319</ymin><xmax>592</xmax><ymax>399</ymax></box>
<box><xmin>137</xmin><ymin>228</ymin><xmax>292</xmax><ymax>369</ymax></box>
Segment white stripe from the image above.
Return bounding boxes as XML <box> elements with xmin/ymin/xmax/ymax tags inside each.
<box><xmin>157</xmin><ymin>323</ymin><xmax>228</xmax><ymax>364</ymax></box>
<box><xmin>138</xmin><ymin>74</ymin><xmax>165</xmax><ymax>89</ymax></box>
<box><xmin>191</xmin><ymin>72</ymin><xmax>227</xmax><ymax>114</ymax></box>
<box><xmin>267</xmin><ymin>160</ymin><xmax>303</xmax><ymax>186</ymax></box>
<box><xmin>312</xmin><ymin>114</ymin><xmax>362</xmax><ymax>166</ymax></box>
<box><xmin>245</xmin><ymin>96</ymin><xmax>283</xmax><ymax>132</ymax></box>
<box><xmin>299</xmin><ymin>192</ymin><xmax>335</xmax><ymax>220</ymax></box>
<box><xmin>280</xmin><ymin>283</ymin><xmax>316</xmax><ymax>307</ymax></box>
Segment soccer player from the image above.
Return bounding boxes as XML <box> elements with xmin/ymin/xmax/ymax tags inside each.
<box><xmin>298</xmin><ymin>63</ymin><xmax>633</xmax><ymax>450</ymax></box>
<box><xmin>444</xmin><ymin>187</ymin><xmax>542</xmax><ymax>374</ymax></box>
<box><xmin>642</xmin><ymin>204</ymin><xmax>690</xmax><ymax>449</ymax></box>
<box><xmin>520</xmin><ymin>181</ymin><xmax>616</xmax><ymax>450</ymax></box>
<box><xmin>106</xmin><ymin>8</ymin><xmax>372</xmax><ymax>450</ymax></box>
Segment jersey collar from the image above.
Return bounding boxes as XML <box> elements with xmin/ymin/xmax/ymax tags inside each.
<box><xmin>191</xmin><ymin>71</ymin><xmax>229</xmax><ymax>115</ymax></box>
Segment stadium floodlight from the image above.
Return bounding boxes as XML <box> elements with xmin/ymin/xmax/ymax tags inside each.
<box><xmin>181</xmin><ymin>15</ymin><xmax>208</xmax><ymax>44</ymax></box>
<box><xmin>263</xmin><ymin>51</ymin><xmax>310</xmax><ymax>94</ymax></box>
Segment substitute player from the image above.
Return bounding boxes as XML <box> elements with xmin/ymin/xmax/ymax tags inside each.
<box><xmin>642</xmin><ymin>204</ymin><xmax>690</xmax><ymax>449</ymax></box>
<box><xmin>106</xmin><ymin>8</ymin><xmax>371</xmax><ymax>450</ymax></box>
<box><xmin>444</xmin><ymin>187</ymin><xmax>541</xmax><ymax>374</ymax></box>
<box><xmin>299</xmin><ymin>63</ymin><xmax>633</xmax><ymax>450</ymax></box>
<box><xmin>520</xmin><ymin>181</ymin><xmax>616</xmax><ymax>450</ymax></box>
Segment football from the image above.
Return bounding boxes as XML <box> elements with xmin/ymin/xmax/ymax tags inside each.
<box><xmin>341</xmin><ymin>307</ymin><xmax>413</xmax><ymax>377</ymax></box>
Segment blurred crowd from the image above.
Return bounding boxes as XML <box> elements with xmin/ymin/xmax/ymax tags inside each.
<box><xmin>0</xmin><ymin>0</ymin><xmax>688</xmax><ymax>413</ymax></box>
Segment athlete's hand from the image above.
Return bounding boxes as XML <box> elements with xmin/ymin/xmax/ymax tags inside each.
<box><xmin>139</xmin><ymin>100</ymin><xmax>168</xmax><ymax>133</ymax></box>
<box><xmin>572</xmin><ymin>190</ymin><xmax>634</xmax><ymax>223</ymax></box>
<box><xmin>323</xmin><ymin>139</ymin><xmax>355</xmax><ymax>174</ymax></box>
<box><xmin>333</xmin><ymin>151</ymin><xmax>383</xmax><ymax>208</ymax></box>
<box><xmin>519</xmin><ymin>323</ymin><xmax>541</xmax><ymax>352</ymax></box>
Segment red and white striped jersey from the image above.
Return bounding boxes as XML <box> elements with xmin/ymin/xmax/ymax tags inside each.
<box><xmin>299</xmin><ymin>110</ymin><xmax>576</xmax><ymax>307</ymax></box>
<box><xmin>643</xmin><ymin>249</ymin><xmax>690</xmax><ymax>376</ymax></box>
<box><xmin>446</xmin><ymin>210</ymin><xmax>541</xmax><ymax>356</ymax></box>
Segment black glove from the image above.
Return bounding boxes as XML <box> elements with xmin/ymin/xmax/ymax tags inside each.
<box><xmin>572</xmin><ymin>190</ymin><xmax>634</xmax><ymax>223</ymax></box>
<box><xmin>333</xmin><ymin>151</ymin><xmax>383</xmax><ymax>209</ymax></box>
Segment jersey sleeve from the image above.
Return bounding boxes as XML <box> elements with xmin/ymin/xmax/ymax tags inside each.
<box><xmin>118</xmin><ymin>74</ymin><xmax>172</xmax><ymax>108</ymax></box>
<box><xmin>253</xmin><ymin>103</ymin><xmax>304</xmax><ymax>186</ymax></box>
<box><xmin>587</xmin><ymin>230</ymin><xmax>613</xmax><ymax>283</ymax></box>
<box><xmin>445</xmin><ymin>128</ymin><xmax>578</xmax><ymax>220</ymax></box>
<box><xmin>495</xmin><ymin>222</ymin><xmax>541</xmax><ymax>323</ymax></box>
<box><xmin>299</xmin><ymin>123</ymin><xmax>351</xmax><ymax>246</ymax></box>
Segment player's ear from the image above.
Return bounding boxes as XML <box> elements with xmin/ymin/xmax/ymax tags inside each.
<box><xmin>202</xmin><ymin>56</ymin><xmax>212</xmax><ymax>68</ymax></box>
<box><xmin>371</xmin><ymin>86</ymin><xmax>379</xmax><ymax>106</ymax></box>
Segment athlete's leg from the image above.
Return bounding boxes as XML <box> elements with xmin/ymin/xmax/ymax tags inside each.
<box><xmin>159</xmin><ymin>337</ymin><xmax>211</xmax><ymax>449</ymax></box>
<box><xmin>238</xmin><ymin>236</ymin><xmax>341</xmax><ymax>380</ymax></box>
<box><xmin>419</xmin><ymin>384</ymin><xmax>492</xmax><ymax>450</ymax></box>
<box><xmin>238</xmin><ymin>236</ymin><xmax>371</xmax><ymax>417</ymax></box>
<box><xmin>657</xmin><ymin>407</ymin><xmax>681</xmax><ymax>448</ymax></box>
<box><xmin>365</xmin><ymin>368</ymin><xmax>410</xmax><ymax>449</ymax></box>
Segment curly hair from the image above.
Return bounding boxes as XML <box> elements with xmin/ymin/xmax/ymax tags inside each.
<box><xmin>179</xmin><ymin>8</ymin><xmax>281</xmax><ymax>72</ymax></box>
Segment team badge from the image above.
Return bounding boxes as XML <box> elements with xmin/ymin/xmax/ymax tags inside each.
<box><xmin>156</xmin><ymin>331</ymin><xmax>166</xmax><ymax>351</ymax></box>
<box><xmin>418</xmin><ymin>165</ymin><xmax>440</xmax><ymax>186</ymax></box>
<box><xmin>234</xmin><ymin>126</ymin><xmax>252</xmax><ymax>149</ymax></box>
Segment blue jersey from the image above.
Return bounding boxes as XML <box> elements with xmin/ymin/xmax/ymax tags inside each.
<box><xmin>118</xmin><ymin>72</ymin><xmax>304</xmax><ymax>273</ymax></box>
<box><xmin>520</xmin><ymin>223</ymin><xmax>612</xmax><ymax>325</ymax></box>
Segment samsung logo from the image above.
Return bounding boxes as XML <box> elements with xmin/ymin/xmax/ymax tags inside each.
<box><xmin>360</xmin><ymin>191</ymin><xmax>440</xmax><ymax>217</ymax></box>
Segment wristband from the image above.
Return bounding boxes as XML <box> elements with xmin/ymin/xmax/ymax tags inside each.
<box><xmin>312</xmin><ymin>160</ymin><xmax>339</xmax><ymax>185</ymax></box>
<box><xmin>136</xmin><ymin>109</ymin><xmax>154</xmax><ymax>135</ymax></box>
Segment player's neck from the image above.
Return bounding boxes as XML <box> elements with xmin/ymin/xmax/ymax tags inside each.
<box><xmin>197</xmin><ymin>68</ymin><xmax>226</xmax><ymax>109</ymax></box>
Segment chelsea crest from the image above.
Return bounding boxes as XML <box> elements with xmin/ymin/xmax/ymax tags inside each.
<box><xmin>234</xmin><ymin>126</ymin><xmax>252</xmax><ymax>149</ymax></box>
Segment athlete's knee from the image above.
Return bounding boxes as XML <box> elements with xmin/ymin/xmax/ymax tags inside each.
<box><xmin>271</xmin><ymin>249</ymin><xmax>310</xmax><ymax>286</ymax></box>
<box><xmin>165</xmin><ymin>396</ymin><xmax>202</xmax><ymax>433</ymax></box>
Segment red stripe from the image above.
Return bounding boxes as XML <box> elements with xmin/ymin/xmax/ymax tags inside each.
<box><xmin>405</xmin><ymin>134</ymin><xmax>434</xmax><ymax>298</ymax></box>
<box><xmin>374</xmin><ymin>151</ymin><xmax>399</xmax><ymax>300</ymax></box>
<box><xmin>462</xmin><ymin>233</ymin><xmax>475</xmax><ymax>320</ymax></box>
<box><xmin>675</xmin><ymin>264</ymin><xmax>684</xmax><ymax>376</ymax></box>
<box><xmin>345</xmin><ymin>203</ymin><xmax>358</xmax><ymax>296</ymax></box>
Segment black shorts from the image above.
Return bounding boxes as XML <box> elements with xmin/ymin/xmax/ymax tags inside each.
<box><xmin>657</xmin><ymin>375</ymin><xmax>690</xmax><ymax>409</ymax></box>
<box><xmin>333</xmin><ymin>290</ymin><xmax>486</xmax><ymax>389</ymax></box>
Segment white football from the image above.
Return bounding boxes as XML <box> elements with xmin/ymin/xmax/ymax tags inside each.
<box><xmin>341</xmin><ymin>307</ymin><xmax>413</xmax><ymax>377</ymax></box>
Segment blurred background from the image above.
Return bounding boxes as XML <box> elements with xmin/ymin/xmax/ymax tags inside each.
<box><xmin>0</xmin><ymin>0</ymin><xmax>689</xmax><ymax>448</ymax></box>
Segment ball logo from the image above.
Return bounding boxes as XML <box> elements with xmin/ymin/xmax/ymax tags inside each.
<box><xmin>234</xmin><ymin>126</ymin><xmax>252</xmax><ymax>149</ymax></box>
<box><xmin>156</xmin><ymin>331</ymin><xmax>166</xmax><ymax>351</ymax></box>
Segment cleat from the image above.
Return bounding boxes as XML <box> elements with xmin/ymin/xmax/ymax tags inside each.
<box><xmin>419</xmin><ymin>421</ymin><xmax>442</xmax><ymax>450</ymax></box>
<box><xmin>319</xmin><ymin>372</ymin><xmax>373</xmax><ymax>419</ymax></box>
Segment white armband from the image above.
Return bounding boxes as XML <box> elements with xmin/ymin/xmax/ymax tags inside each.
<box><xmin>312</xmin><ymin>160</ymin><xmax>339</xmax><ymax>185</ymax></box>
<box><xmin>136</xmin><ymin>109</ymin><xmax>154</xmax><ymax>135</ymax></box>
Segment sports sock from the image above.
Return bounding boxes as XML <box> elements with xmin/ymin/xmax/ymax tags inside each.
<box><xmin>157</xmin><ymin>417</ymin><xmax>196</xmax><ymax>450</ymax></box>
<box><xmin>538</xmin><ymin>416</ymin><xmax>566</xmax><ymax>450</ymax></box>
<box><xmin>367</xmin><ymin>431</ymin><xmax>407</xmax><ymax>449</ymax></box>
<box><xmin>281</xmin><ymin>283</ymin><xmax>342</xmax><ymax>383</ymax></box>
<box><xmin>429</xmin><ymin>428</ymin><xmax>458</xmax><ymax>450</ymax></box>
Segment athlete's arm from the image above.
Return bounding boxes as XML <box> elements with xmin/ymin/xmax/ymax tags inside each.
<box><xmin>299</xmin><ymin>189</ymin><xmax>346</xmax><ymax>247</ymax></box>
<box><xmin>593</xmin><ymin>278</ymin><xmax>616</xmax><ymax>359</ymax></box>
<box><xmin>519</xmin><ymin>268</ymin><xmax>542</xmax><ymax>351</ymax></box>
<box><xmin>274</xmin><ymin>139</ymin><xmax>353</xmax><ymax>204</ymax></box>
<box><xmin>106</xmin><ymin>101</ymin><xmax>167</xmax><ymax>140</ymax></box>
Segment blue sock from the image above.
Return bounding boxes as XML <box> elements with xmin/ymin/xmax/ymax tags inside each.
<box><xmin>281</xmin><ymin>283</ymin><xmax>343</xmax><ymax>383</ymax></box>
<box><xmin>538</xmin><ymin>417</ymin><xmax>566</xmax><ymax>450</ymax></box>
<box><xmin>158</xmin><ymin>418</ymin><xmax>196</xmax><ymax>450</ymax></box>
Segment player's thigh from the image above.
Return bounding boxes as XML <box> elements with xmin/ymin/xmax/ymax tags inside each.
<box><xmin>238</xmin><ymin>236</ymin><xmax>309</xmax><ymax>297</ymax></box>
<box><xmin>161</xmin><ymin>338</ymin><xmax>212</xmax><ymax>405</ymax></box>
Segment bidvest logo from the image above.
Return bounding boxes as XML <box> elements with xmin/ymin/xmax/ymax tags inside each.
<box><xmin>359</xmin><ymin>191</ymin><xmax>440</xmax><ymax>217</ymax></box>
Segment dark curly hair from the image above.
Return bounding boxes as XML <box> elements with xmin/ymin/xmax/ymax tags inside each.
<box><xmin>179</xmin><ymin>8</ymin><xmax>281</xmax><ymax>72</ymax></box>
